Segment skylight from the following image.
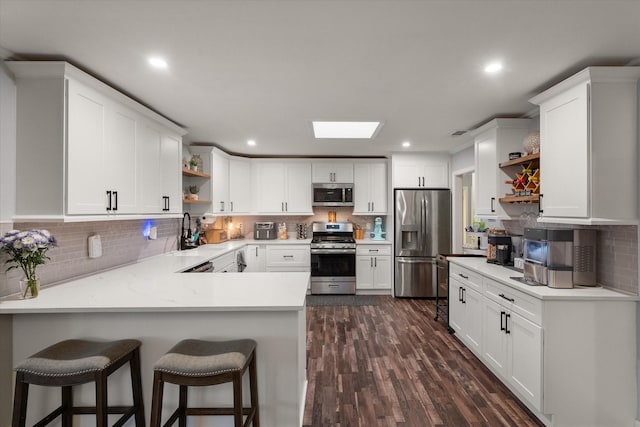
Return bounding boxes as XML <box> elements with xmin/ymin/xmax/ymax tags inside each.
<box><xmin>312</xmin><ymin>121</ymin><xmax>382</xmax><ymax>139</ymax></box>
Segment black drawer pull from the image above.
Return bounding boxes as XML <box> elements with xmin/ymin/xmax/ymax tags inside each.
<box><xmin>500</xmin><ymin>311</ymin><xmax>506</xmax><ymax>331</ymax></box>
<box><xmin>458</xmin><ymin>273</ymin><xmax>468</xmax><ymax>280</ymax></box>
<box><xmin>499</xmin><ymin>293</ymin><xmax>515</xmax><ymax>303</ymax></box>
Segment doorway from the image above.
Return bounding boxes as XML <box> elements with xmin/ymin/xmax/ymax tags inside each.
<box><xmin>452</xmin><ymin>168</ymin><xmax>474</xmax><ymax>253</ymax></box>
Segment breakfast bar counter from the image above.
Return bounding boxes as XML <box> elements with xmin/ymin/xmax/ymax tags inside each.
<box><xmin>0</xmin><ymin>251</ymin><xmax>309</xmax><ymax>427</ymax></box>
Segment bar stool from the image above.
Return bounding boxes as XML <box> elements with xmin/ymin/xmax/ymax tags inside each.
<box><xmin>150</xmin><ymin>339</ymin><xmax>259</xmax><ymax>427</ymax></box>
<box><xmin>12</xmin><ymin>339</ymin><xmax>145</xmax><ymax>427</ymax></box>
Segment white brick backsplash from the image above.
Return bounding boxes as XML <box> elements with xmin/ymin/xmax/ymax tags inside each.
<box><xmin>0</xmin><ymin>219</ymin><xmax>180</xmax><ymax>297</ymax></box>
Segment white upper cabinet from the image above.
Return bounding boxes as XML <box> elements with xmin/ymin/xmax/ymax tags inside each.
<box><xmin>8</xmin><ymin>61</ymin><xmax>186</xmax><ymax>220</ymax></box>
<box><xmin>228</xmin><ymin>157</ymin><xmax>252</xmax><ymax>214</ymax></box>
<box><xmin>311</xmin><ymin>161</ymin><xmax>354</xmax><ymax>183</ymax></box>
<box><xmin>472</xmin><ymin>119</ymin><xmax>531</xmax><ymax>218</ymax></box>
<box><xmin>392</xmin><ymin>153</ymin><xmax>450</xmax><ymax>188</ymax></box>
<box><xmin>160</xmin><ymin>135</ymin><xmax>183</xmax><ymax>214</ymax></box>
<box><xmin>530</xmin><ymin>66</ymin><xmax>640</xmax><ymax>224</ymax></box>
<box><xmin>253</xmin><ymin>160</ymin><xmax>312</xmax><ymax>214</ymax></box>
<box><xmin>353</xmin><ymin>161</ymin><xmax>388</xmax><ymax>215</ymax></box>
<box><xmin>211</xmin><ymin>148</ymin><xmax>230</xmax><ymax>214</ymax></box>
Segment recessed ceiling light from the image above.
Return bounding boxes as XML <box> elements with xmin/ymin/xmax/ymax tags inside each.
<box><xmin>312</xmin><ymin>121</ymin><xmax>382</xmax><ymax>139</ymax></box>
<box><xmin>484</xmin><ymin>62</ymin><xmax>503</xmax><ymax>73</ymax></box>
<box><xmin>247</xmin><ymin>139</ymin><xmax>256</xmax><ymax>146</ymax></box>
<box><xmin>402</xmin><ymin>141</ymin><xmax>411</xmax><ymax>148</ymax></box>
<box><xmin>148</xmin><ymin>57</ymin><xmax>168</xmax><ymax>69</ymax></box>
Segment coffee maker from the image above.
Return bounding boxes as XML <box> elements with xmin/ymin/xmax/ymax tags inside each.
<box><xmin>487</xmin><ymin>234</ymin><xmax>513</xmax><ymax>266</ymax></box>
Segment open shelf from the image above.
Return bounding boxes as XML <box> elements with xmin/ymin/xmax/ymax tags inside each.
<box><xmin>183</xmin><ymin>199</ymin><xmax>211</xmax><ymax>204</ymax></box>
<box><xmin>499</xmin><ymin>152</ymin><xmax>540</xmax><ymax>168</ymax></box>
<box><xmin>182</xmin><ymin>168</ymin><xmax>211</xmax><ymax>179</ymax></box>
<box><xmin>499</xmin><ymin>194</ymin><xmax>540</xmax><ymax>204</ymax></box>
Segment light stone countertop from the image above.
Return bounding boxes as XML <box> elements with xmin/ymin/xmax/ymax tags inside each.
<box><xmin>0</xmin><ymin>240</ymin><xmax>310</xmax><ymax>314</ymax></box>
<box><xmin>448</xmin><ymin>257</ymin><xmax>638</xmax><ymax>301</ymax></box>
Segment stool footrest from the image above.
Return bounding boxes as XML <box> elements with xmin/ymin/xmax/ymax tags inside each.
<box><xmin>33</xmin><ymin>407</ymin><xmax>64</xmax><ymax>427</ymax></box>
<box><xmin>186</xmin><ymin>407</ymin><xmax>254</xmax><ymax>416</ymax></box>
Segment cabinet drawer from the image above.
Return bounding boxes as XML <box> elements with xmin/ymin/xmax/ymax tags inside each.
<box><xmin>449</xmin><ymin>263</ymin><xmax>482</xmax><ymax>293</ymax></box>
<box><xmin>266</xmin><ymin>245</ymin><xmax>310</xmax><ymax>268</ymax></box>
<box><xmin>211</xmin><ymin>252</ymin><xmax>235</xmax><ymax>272</ymax></box>
<box><xmin>356</xmin><ymin>245</ymin><xmax>391</xmax><ymax>256</ymax></box>
<box><xmin>484</xmin><ymin>279</ymin><xmax>542</xmax><ymax>326</ymax></box>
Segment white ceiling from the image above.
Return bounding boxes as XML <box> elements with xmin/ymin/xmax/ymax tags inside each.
<box><xmin>1</xmin><ymin>0</ymin><xmax>639</xmax><ymax>157</ymax></box>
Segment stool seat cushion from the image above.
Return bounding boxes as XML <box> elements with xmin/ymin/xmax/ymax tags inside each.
<box><xmin>15</xmin><ymin>339</ymin><xmax>141</xmax><ymax>377</ymax></box>
<box><xmin>154</xmin><ymin>339</ymin><xmax>256</xmax><ymax>377</ymax></box>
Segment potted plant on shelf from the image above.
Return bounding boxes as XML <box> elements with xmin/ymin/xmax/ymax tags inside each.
<box><xmin>0</xmin><ymin>229</ymin><xmax>57</xmax><ymax>298</ymax></box>
<box><xmin>188</xmin><ymin>185</ymin><xmax>200</xmax><ymax>201</ymax></box>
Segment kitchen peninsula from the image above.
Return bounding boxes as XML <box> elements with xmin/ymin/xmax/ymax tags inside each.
<box><xmin>0</xmin><ymin>245</ymin><xmax>309</xmax><ymax>427</ymax></box>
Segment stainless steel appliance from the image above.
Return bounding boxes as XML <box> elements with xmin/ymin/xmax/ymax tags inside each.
<box><xmin>254</xmin><ymin>222</ymin><xmax>277</xmax><ymax>240</ymax></box>
<box><xmin>522</xmin><ymin>227</ymin><xmax>596</xmax><ymax>288</ymax></box>
<box><xmin>312</xmin><ymin>183</ymin><xmax>354</xmax><ymax>207</ymax></box>
<box><xmin>310</xmin><ymin>222</ymin><xmax>356</xmax><ymax>294</ymax></box>
<box><xmin>394</xmin><ymin>189</ymin><xmax>451</xmax><ymax>297</ymax></box>
<box><xmin>182</xmin><ymin>261</ymin><xmax>214</xmax><ymax>272</ymax></box>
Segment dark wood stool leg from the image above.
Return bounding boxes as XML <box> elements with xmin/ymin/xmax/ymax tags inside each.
<box><xmin>150</xmin><ymin>371</ymin><xmax>165</xmax><ymax>427</ymax></box>
<box><xmin>249</xmin><ymin>351</ymin><xmax>260</xmax><ymax>427</ymax></box>
<box><xmin>129</xmin><ymin>348</ymin><xmax>146</xmax><ymax>427</ymax></box>
<box><xmin>95</xmin><ymin>371</ymin><xmax>108</xmax><ymax>427</ymax></box>
<box><xmin>11</xmin><ymin>373</ymin><xmax>28</xmax><ymax>427</ymax></box>
<box><xmin>233</xmin><ymin>372</ymin><xmax>243</xmax><ymax>427</ymax></box>
<box><xmin>61</xmin><ymin>386</ymin><xmax>73</xmax><ymax>427</ymax></box>
<box><xmin>178</xmin><ymin>385</ymin><xmax>188</xmax><ymax>427</ymax></box>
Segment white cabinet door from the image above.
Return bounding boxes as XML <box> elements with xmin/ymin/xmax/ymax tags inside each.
<box><xmin>66</xmin><ymin>80</ymin><xmax>108</xmax><ymax>214</ymax></box>
<box><xmin>538</xmin><ymin>82</ymin><xmax>589</xmax><ymax>219</ymax></box>
<box><xmin>255</xmin><ymin>161</ymin><xmax>311</xmax><ymax>214</ymax></box>
<box><xmin>229</xmin><ymin>157</ymin><xmax>252</xmax><ymax>214</ymax></box>
<box><xmin>483</xmin><ymin>297</ymin><xmax>509</xmax><ymax>377</ymax></box>
<box><xmin>284</xmin><ymin>162</ymin><xmax>312</xmax><ymax>214</ymax></box>
<box><xmin>474</xmin><ymin>128</ymin><xmax>498</xmax><ymax>216</ymax></box>
<box><xmin>372</xmin><ymin>255</ymin><xmax>391</xmax><ymax>289</ymax></box>
<box><xmin>211</xmin><ymin>149</ymin><xmax>230</xmax><ymax>214</ymax></box>
<box><xmin>356</xmin><ymin>256</ymin><xmax>375</xmax><ymax>289</ymax></box>
<box><xmin>106</xmin><ymin>107</ymin><xmax>138</xmax><ymax>214</ymax></box>
<box><xmin>449</xmin><ymin>277</ymin><xmax>482</xmax><ymax>355</ymax></box>
<box><xmin>463</xmin><ymin>286</ymin><xmax>483</xmax><ymax>354</ymax></box>
<box><xmin>136</xmin><ymin>122</ymin><xmax>163</xmax><ymax>213</ymax></box>
<box><xmin>311</xmin><ymin>161</ymin><xmax>354</xmax><ymax>183</ymax></box>
<box><xmin>392</xmin><ymin>154</ymin><xmax>449</xmax><ymax>188</ymax></box>
<box><xmin>245</xmin><ymin>245</ymin><xmax>266</xmax><ymax>272</ymax></box>
<box><xmin>353</xmin><ymin>161</ymin><xmax>387</xmax><ymax>215</ymax></box>
<box><xmin>160</xmin><ymin>134</ymin><xmax>182</xmax><ymax>214</ymax></box>
<box><xmin>508</xmin><ymin>311</ymin><xmax>542</xmax><ymax>410</ymax></box>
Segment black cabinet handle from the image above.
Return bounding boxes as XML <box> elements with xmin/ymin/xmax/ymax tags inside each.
<box><xmin>505</xmin><ymin>313</ymin><xmax>511</xmax><ymax>334</ymax></box>
<box><xmin>539</xmin><ymin>194</ymin><xmax>544</xmax><ymax>214</ymax></box>
<box><xmin>499</xmin><ymin>293</ymin><xmax>515</xmax><ymax>303</ymax></box>
<box><xmin>230</xmin><ymin>201</ymin><xmax>234</xmax><ymax>212</ymax></box>
<box><xmin>374</xmin><ymin>257</ymin><xmax>377</xmax><ymax>267</ymax></box>
<box><xmin>490</xmin><ymin>197</ymin><xmax>495</xmax><ymax>213</ymax></box>
<box><xmin>461</xmin><ymin>287</ymin><xmax>466</xmax><ymax>304</ymax></box>
<box><xmin>106</xmin><ymin>190</ymin><xmax>112</xmax><ymax>211</ymax></box>
<box><xmin>112</xmin><ymin>191</ymin><xmax>118</xmax><ymax>211</ymax></box>
<box><xmin>285</xmin><ymin>202</ymin><xmax>288</xmax><ymax>212</ymax></box>
<box><xmin>458</xmin><ymin>273</ymin><xmax>468</xmax><ymax>280</ymax></box>
<box><xmin>500</xmin><ymin>311</ymin><xmax>506</xmax><ymax>331</ymax></box>
<box><xmin>166</xmin><ymin>196</ymin><xmax>170</xmax><ymax>211</ymax></box>
<box><xmin>370</xmin><ymin>257</ymin><xmax>373</xmax><ymax>267</ymax></box>
<box><xmin>458</xmin><ymin>287</ymin><xmax>463</xmax><ymax>302</ymax></box>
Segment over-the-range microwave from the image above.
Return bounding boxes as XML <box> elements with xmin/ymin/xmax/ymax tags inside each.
<box><xmin>312</xmin><ymin>183</ymin><xmax>354</xmax><ymax>207</ymax></box>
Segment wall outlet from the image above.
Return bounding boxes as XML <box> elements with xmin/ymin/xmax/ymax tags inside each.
<box><xmin>88</xmin><ymin>235</ymin><xmax>102</xmax><ymax>258</ymax></box>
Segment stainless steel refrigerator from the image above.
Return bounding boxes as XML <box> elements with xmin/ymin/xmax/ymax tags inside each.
<box><xmin>394</xmin><ymin>189</ymin><xmax>451</xmax><ymax>297</ymax></box>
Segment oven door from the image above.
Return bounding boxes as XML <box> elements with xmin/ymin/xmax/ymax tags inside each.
<box><xmin>310</xmin><ymin>250</ymin><xmax>356</xmax><ymax>277</ymax></box>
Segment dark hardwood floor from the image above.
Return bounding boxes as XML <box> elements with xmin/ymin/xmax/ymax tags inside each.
<box><xmin>304</xmin><ymin>296</ymin><xmax>544</xmax><ymax>427</ymax></box>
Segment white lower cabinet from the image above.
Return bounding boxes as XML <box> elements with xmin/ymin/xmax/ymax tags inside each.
<box><xmin>448</xmin><ymin>277</ymin><xmax>483</xmax><ymax>356</ymax></box>
<box><xmin>449</xmin><ymin>261</ymin><xmax>637</xmax><ymax>426</ymax></box>
<box><xmin>356</xmin><ymin>245</ymin><xmax>391</xmax><ymax>290</ymax></box>
<box><xmin>244</xmin><ymin>244</ymin><xmax>266</xmax><ymax>272</ymax></box>
<box><xmin>265</xmin><ymin>244</ymin><xmax>310</xmax><ymax>272</ymax></box>
<box><xmin>483</xmin><ymin>296</ymin><xmax>542</xmax><ymax>410</ymax></box>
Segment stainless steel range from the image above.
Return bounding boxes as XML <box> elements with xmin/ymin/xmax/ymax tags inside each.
<box><xmin>310</xmin><ymin>222</ymin><xmax>356</xmax><ymax>294</ymax></box>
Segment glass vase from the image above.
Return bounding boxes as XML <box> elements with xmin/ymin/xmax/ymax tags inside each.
<box><xmin>19</xmin><ymin>276</ymin><xmax>40</xmax><ymax>299</ymax></box>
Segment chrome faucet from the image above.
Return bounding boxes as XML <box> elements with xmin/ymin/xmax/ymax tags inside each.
<box><xmin>180</xmin><ymin>212</ymin><xmax>193</xmax><ymax>250</ymax></box>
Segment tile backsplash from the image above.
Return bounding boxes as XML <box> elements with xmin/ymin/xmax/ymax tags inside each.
<box><xmin>0</xmin><ymin>219</ymin><xmax>180</xmax><ymax>297</ymax></box>
<box><xmin>503</xmin><ymin>219</ymin><xmax>638</xmax><ymax>295</ymax></box>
